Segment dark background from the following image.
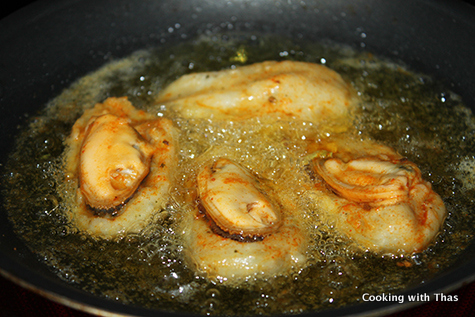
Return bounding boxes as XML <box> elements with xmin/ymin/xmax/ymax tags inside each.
<box><xmin>1</xmin><ymin>1</ymin><xmax>474</xmax><ymax>317</ymax></box>
<box><xmin>1</xmin><ymin>0</ymin><xmax>33</xmax><ymax>20</ymax></box>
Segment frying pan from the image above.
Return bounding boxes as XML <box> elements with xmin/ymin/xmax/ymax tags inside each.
<box><xmin>1</xmin><ymin>0</ymin><xmax>474</xmax><ymax>316</ymax></box>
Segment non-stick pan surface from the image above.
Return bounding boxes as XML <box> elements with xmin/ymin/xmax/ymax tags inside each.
<box><xmin>1</xmin><ymin>1</ymin><xmax>474</xmax><ymax>316</ymax></box>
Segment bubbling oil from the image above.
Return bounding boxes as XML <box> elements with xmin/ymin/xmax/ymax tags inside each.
<box><xmin>3</xmin><ymin>34</ymin><xmax>475</xmax><ymax>315</ymax></box>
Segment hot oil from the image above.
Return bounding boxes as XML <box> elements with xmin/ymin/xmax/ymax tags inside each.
<box><xmin>2</xmin><ymin>34</ymin><xmax>475</xmax><ymax>315</ymax></box>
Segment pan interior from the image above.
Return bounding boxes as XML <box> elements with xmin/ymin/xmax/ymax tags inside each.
<box><xmin>2</xmin><ymin>33</ymin><xmax>475</xmax><ymax>315</ymax></box>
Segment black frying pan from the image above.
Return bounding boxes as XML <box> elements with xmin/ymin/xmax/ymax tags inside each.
<box><xmin>1</xmin><ymin>1</ymin><xmax>474</xmax><ymax>316</ymax></box>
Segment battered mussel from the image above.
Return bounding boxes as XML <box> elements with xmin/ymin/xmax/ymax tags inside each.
<box><xmin>63</xmin><ymin>97</ymin><xmax>178</xmax><ymax>238</ymax></box>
